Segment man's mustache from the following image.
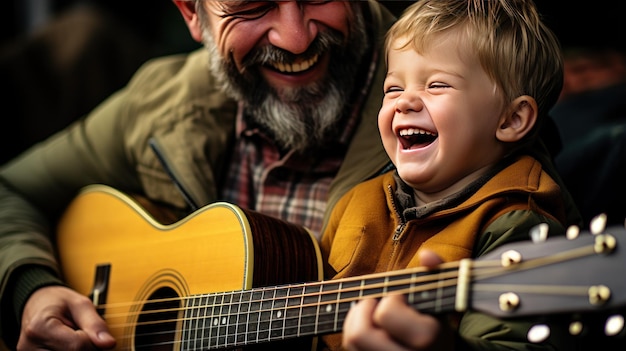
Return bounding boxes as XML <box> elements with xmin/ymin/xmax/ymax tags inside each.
<box><xmin>240</xmin><ymin>30</ymin><xmax>344</xmax><ymax>71</ymax></box>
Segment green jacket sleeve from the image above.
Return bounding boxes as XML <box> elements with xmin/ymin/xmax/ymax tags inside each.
<box><xmin>0</xmin><ymin>180</ymin><xmax>63</xmax><ymax>346</ymax></box>
<box><xmin>0</xmin><ymin>83</ymin><xmax>139</xmax><ymax>347</ymax></box>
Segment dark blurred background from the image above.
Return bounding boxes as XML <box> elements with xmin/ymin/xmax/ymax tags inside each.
<box><xmin>1</xmin><ymin>0</ymin><xmax>622</xmax><ymax>163</ymax></box>
<box><xmin>0</xmin><ymin>0</ymin><xmax>198</xmax><ymax>165</ymax></box>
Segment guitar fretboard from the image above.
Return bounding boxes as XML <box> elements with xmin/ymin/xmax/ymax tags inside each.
<box><xmin>180</xmin><ymin>267</ymin><xmax>459</xmax><ymax>350</ymax></box>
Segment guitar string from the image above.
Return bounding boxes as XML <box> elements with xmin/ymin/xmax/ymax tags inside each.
<box><xmin>95</xmin><ymin>242</ymin><xmax>599</xmax><ymax>349</ymax></box>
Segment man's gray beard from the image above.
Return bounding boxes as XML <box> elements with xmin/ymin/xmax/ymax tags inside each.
<box><xmin>199</xmin><ymin>8</ymin><xmax>369</xmax><ymax>153</ymax></box>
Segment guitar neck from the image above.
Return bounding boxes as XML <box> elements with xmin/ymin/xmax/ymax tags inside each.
<box><xmin>181</xmin><ymin>265</ymin><xmax>460</xmax><ymax>349</ymax></box>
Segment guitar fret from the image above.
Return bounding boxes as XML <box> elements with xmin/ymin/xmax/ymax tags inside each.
<box><xmin>208</xmin><ymin>293</ymin><xmax>218</xmax><ymax>348</ymax></box>
<box><xmin>408</xmin><ymin>271</ymin><xmax>416</xmax><ymax>305</ymax></box>
<box><xmin>213</xmin><ymin>294</ymin><xmax>225</xmax><ymax>347</ymax></box>
<box><xmin>436</xmin><ymin>271</ymin><xmax>444</xmax><ymax>313</ymax></box>
<box><xmin>337</xmin><ymin>279</ymin><xmax>363</xmax><ymax>331</ymax></box>
<box><xmin>258</xmin><ymin>288</ymin><xmax>274</xmax><ymax>341</ymax></box>
<box><xmin>221</xmin><ymin>291</ymin><xmax>232</xmax><ymax>347</ymax></box>
<box><xmin>270</xmin><ymin>286</ymin><xmax>287</xmax><ymax>340</ymax></box>
<box><xmin>181</xmin><ymin>298</ymin><xmax>192</xmax><ymax>350</ymax></box>
<box><xmin>285</xmin><ymin>284</ymin><xmax>303</xmax><ymax>337</ymax></box>
<box><xmin>405</xmin><ymin>268</ymin><xmax>458</xmax><ymax>314</ymax></box>
<box><xmin>225</xmin><ymin>291</ymin><xmax>242</xmax><ymax>347</ymax></box>
<box><xmin>317</xmin><ymin>281</ymin><xmax>339</xmax><ymax>334</ymax></box>
<box><xmin>334</xmin><ymin>281</ymin><xmax>342</xmax><ymax>331</ymax></box>
<box><xmin>238</xmin><ymin>290</ymin><xmax>253</xmax><ymax>346</ymax></box>
<box><xmin>299</xmin><ymin>284</ymin><xmax>320</xmax><ymax>336</ymax></box>
<box><xmin>199</xmin><ymin>294</ymin><xmax>209</xmax><ymax>349</ymax></box>
<box><xmin>247</xmin><ymin>289</ymin><xmax>262</xmax><ymax>343</ymax></box>
<box><xmin>191</xmin><ymin>294</ymin><xmax>201</xmax><ymax>350</ymax></box>
<box><xmin>315</xmin><ymin>284</ymin><xmax>322</xmax><ymax>335</ymax></box>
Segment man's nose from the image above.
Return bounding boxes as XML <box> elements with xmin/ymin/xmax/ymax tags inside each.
<box><xmin>267</xmin><ymin>2</ymin><xmax>318</xmax><ymax>54</ymax></box>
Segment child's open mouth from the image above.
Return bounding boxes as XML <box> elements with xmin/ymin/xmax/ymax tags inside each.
<box><xmin>398</xmin><ymin>128</ymin><xmax>438</xmax><ymax>150</ymax></box>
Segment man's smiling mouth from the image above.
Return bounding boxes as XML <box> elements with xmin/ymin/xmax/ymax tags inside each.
<box><xmin>269</xmin><ymin>54</ymin><xmax>320</xmax><ymax>73</ymax></box>
<box><xmin>398</xmin><ymin>128</ymin><xmax>438</xmax><ymax>150</ymax></box>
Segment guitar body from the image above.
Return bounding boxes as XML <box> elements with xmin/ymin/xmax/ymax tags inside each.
<box><xmin>56</xmin><ymin>185</ymin><xmax>322</xmax><ymax>350</ymax></box>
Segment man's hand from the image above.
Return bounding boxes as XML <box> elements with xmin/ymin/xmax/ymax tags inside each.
<box><xmin>18</xmin><ymin>285</ymin><xmax>116</xmax><ymax>351</ymax></box>
<box><xmin>342</xmin><ymin>250</ymin><xmax>455</xmax><ymax>351</ymax></box>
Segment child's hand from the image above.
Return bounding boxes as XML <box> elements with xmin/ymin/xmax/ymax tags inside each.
<box><xmin>342</xmin><ymin>250</ymin><xmax>455</xmax><ymax>351</ymax></box>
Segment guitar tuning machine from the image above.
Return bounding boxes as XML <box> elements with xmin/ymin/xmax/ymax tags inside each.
<box><xmin>529</xmin><ymin>223</ymin><xmax>549</xmax><ymax>243</ymax></box>
<box><xmin>569</xmin><ymin>320</ymin><xmax>584</xmax><ymax>336</ymax></box>
<box><xmin>527</xmin><ymin>323</ymin><xmax>551</xmax><ymax>343</ymax></box>
<box><xmin>527</xmin><ymin>314</ymin><xmax>625</xmax><ymax>344</ymax></box>
<box><xmin>594</xmin><ymin>234</ymin><xmax>617</xmax><ymax>255</ymax></box>
<box><xmin>498</xmin><ymin>292</ymin><xmax>520</xmax><ymax>311</ymax></box>
<box><xmin>567</xmin><ymin>314</ymin><xmax>625</xmax><ymax>339</ymax></box>
<box><xmin>566</xmin><ymin>225</ymin><xmax>580</xmax><ymax>239</ymax></box>
<box><xmin>590</xmin><ymin>213</ymin><xmax>608</xmax><ymax>235</ymax></box>
<box><xmin>605</xmin><ymin>314</ymin><xmax>625</xmax><ymax>337</ymax></box>
<box><xmin>500</xmin><ymin>249</ymin><xmax>522</xmax><ymax>267</ymax></box>
<box><xmin>588</xmin><ymin>285</ymin><xmax>611</xmax><ymax>305</ymax></box>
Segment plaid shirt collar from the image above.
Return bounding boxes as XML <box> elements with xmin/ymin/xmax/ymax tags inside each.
<box><xmin>223</xmin><ymin>50</ymin><xmax>378</xmax><ymax>238</ymax></box>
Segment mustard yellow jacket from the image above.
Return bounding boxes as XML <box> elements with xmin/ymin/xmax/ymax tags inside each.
<box><xmin>320</xmin><ymin>154</ymin><xmax>580</xmax><ymax>351</ymax></box>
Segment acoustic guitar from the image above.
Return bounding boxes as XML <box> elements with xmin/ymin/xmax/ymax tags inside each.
<box><xmin>57</xmin><ymin>185</ymin><xmax>626</xmax><ymax>350</ymax></box>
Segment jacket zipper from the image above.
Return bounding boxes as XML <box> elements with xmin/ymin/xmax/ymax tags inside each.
<box><xmin>387</xmin><ymin>184</ymin><xmax>406</xmax><ymax>241</ymax></box>
<box><xmin>386</xmin><ymin>184</ymin><xmax>406</xmax><ymax>270</ymax></box>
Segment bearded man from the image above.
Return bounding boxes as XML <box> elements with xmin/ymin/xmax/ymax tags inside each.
<box><xmin>0</xmin><ymin>1</ymin><xmax>396</xmax><ymax>349</ymax></box>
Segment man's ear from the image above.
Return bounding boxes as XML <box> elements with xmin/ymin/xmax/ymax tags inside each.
<box><xmin>496</xmin><ymin>95</ymin><xmax>538</xmax><ymax>143</ymax></box>
<box><xmin>173</xmin><ymin>1</ymin><xmax>204</xmax><ymax>43</ymax></box>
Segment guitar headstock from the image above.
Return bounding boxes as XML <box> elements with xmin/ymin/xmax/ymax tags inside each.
<box><xmin>470</xmin><ymin>214</ymin><xmax>626</xmax><ymax>343</ymax></box>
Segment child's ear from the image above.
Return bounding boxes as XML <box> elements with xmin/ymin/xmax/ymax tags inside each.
<box><xmin>496</xmin><ymin>96</ymin><xmax>538</xmax><ymax>143</ymax></box>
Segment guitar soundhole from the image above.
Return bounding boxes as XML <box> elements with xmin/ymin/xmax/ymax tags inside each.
<box><xmin>135</xmin><ymin>287</ymin><xmax>180</xmax><ymax>351</ymax></box>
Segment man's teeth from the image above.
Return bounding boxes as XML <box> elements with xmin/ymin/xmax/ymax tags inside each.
<box><xmin>399</xmin><ymin>128</ymin><xmax>437</xmax><ymax>137</ymax></box>
<box><xmin>272</xmin><ymin>54</ymin><xmax>319</xmax><ymax>73</ymax></box>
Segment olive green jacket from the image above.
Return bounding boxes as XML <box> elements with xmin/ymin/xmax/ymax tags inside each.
<box><xmin>0</xmin><ymin>2</ymin><xmax>395</xmax><ymax>346</ymax></box>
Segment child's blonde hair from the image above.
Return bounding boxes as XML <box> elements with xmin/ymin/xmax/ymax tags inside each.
<box><xmin>386</xmin><ymin>0</ymin><xmax>563</xmax><ymax>122</ymax></box>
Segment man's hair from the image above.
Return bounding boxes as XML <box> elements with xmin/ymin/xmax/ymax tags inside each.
<box><xmin>386</xmin><ymin>0</ymin><xmax>563</xmax><ymax>121</ymax></box>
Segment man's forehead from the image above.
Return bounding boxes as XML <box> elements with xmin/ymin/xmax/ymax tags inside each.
<box><xmin>195</xmin><ymin>0</ymin><xmax>365</xmax><ymax>2</ymax></box>
<box><xmin>203</xmin><ymin>1</ymin><xmax>363</xmax><ymax>11</ymax></box>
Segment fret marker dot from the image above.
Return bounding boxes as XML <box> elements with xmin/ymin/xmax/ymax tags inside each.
<box><xmin>277</xmin><ymin>311</ymin><xmax>283</xmax><ymax>318</ymax></box>
<box><xmin>326</xmin><ymin>305</ymin><xmax>333</xmax><ymax>313</ymax></box>
<box><xmin>213</xmin><ymin>318</ymin><xmax>219</xmax><ymax>326</ymax></box>
<box><xmin>222</xmin><ymin>317</ymin><xmax>227</xmax><ymax>324</ymax></box>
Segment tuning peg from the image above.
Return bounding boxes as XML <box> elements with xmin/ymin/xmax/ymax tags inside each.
<box><xmin>590</xmin><ymin>213</ymin><xmax>607</xmax><ymax>235</ymax></box>
<box><xmin>566</xmin><ymin>225</ymin><xmax>580</xmax><ymax>240</ymax></box>
<box><xmin>529</xmin><ymin>223</ymin><xmax>549</xmax><ymax>243</ymax></box>
<box><xmin>527</xmin><ymin>323</ymin><xmax>550</xmax><ymax>343</ymax></box>
<box><xmin>605</xmin><ymin>314</ymin><xmax>625</xmax><ymax>337</ymax></box>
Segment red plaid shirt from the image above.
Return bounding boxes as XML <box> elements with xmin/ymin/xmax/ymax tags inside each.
<box><xmin>220</xmin><ymin>102</ymin><xmax>356</xmax><ymax>237</ymax></box>
<box><xmin>220</xmin><ymin>53</ymin><xmax>378</xmax><ymax>238</ymax></box>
